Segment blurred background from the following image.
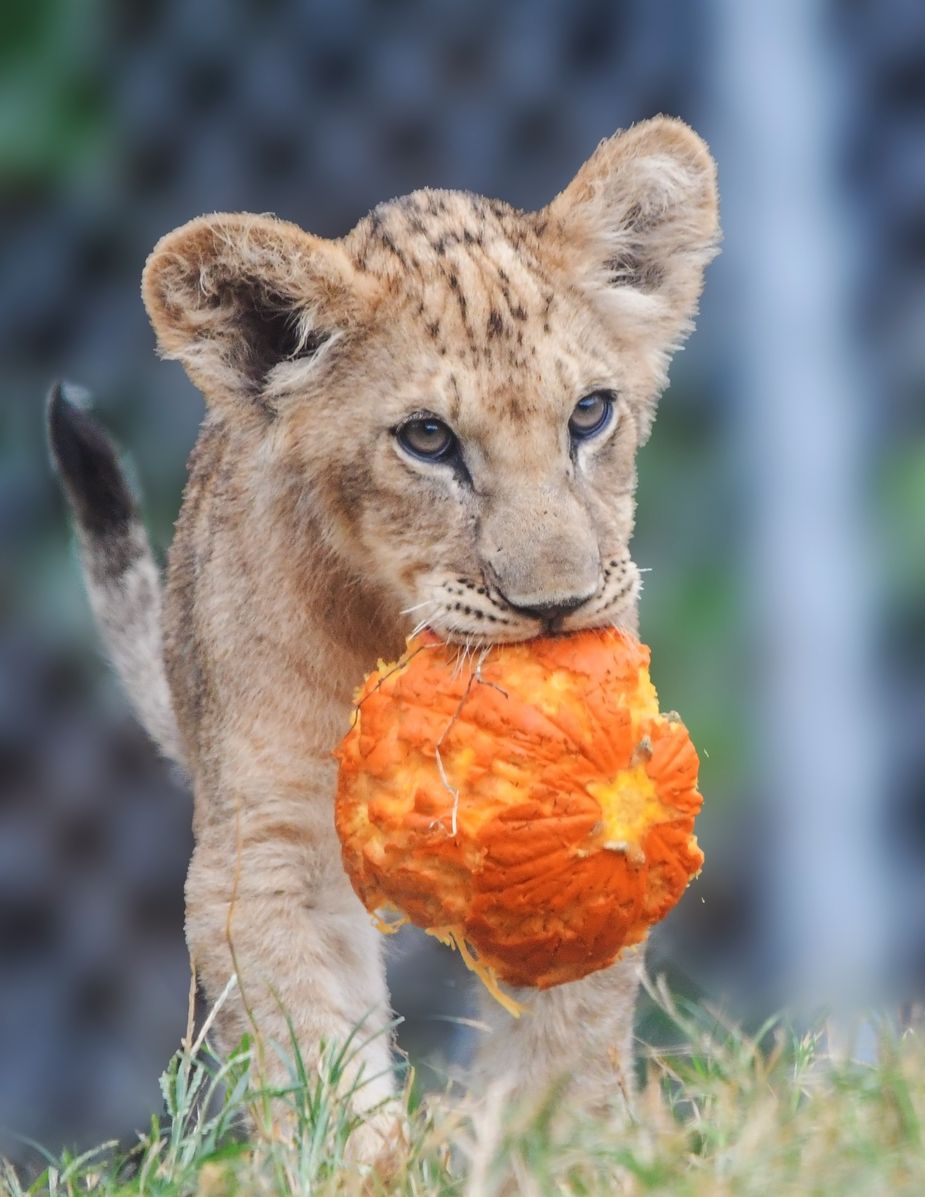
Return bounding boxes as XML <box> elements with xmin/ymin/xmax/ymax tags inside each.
<box><xmin>1</xmin><ymin>0</ymin><xmax>924</xmax><ymax>1170</ymax></box>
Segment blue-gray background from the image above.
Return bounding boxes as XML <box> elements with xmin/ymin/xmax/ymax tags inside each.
<box><xmin>1</xmin><ymin>0</ymin><xmax>923</xmax><ymax>1167</ymax></box>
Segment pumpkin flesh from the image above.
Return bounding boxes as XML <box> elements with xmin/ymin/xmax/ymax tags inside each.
<box><xmin>334</xmin><ymin>628</ymin><xmax>703</xmax><ymax>1004</ymax></box>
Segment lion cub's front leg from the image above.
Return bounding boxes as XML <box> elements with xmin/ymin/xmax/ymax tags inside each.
<box><xmin>470</xmin><ymin>948</ymin><xmax>643</xmax><ymax>1115</ymax></box>
<box><xmin>184</xmin><ymin>784</ymin><xmax>398</xmax><ymax>1159</ymax></box>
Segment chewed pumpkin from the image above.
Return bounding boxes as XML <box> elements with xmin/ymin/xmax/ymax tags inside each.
<box><xmin>334</xmin><ymin>628</ymin><xmax>703</xmax><ymax>1013</ymax></box>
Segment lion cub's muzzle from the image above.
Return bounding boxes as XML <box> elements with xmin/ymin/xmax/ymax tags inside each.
<box><xmin>479</xmin><ymin>483</ymin><xmax>601</xmax><ymax>632</ymax></box>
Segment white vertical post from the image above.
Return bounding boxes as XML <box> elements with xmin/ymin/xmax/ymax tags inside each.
<box><xmin>708</xmin><ymin>2</ymin><xmax>887</xmax><ymax>1012</ymax></box>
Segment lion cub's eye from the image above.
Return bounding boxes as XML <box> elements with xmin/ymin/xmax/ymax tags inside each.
<box><xmin>569</xmin><ymin>391</ymin><xmax>614</xmax><ymax>441</ymax></box>
<box><xmin>396</xmin><ymin>415</ymin><xmax>458</xmax><ymax>462</ymax></box>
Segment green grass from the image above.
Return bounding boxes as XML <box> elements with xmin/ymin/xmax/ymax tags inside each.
<box><xmin>4</xmin><ymin>981</ymin><xmax>924</xmax><ymax>1197</ymax></box>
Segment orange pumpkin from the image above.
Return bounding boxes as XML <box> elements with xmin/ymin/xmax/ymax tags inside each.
<box><xmin>334</xmin><ymin>628</ymin><xmax>703</xmax><ymax>1012</ymax></box>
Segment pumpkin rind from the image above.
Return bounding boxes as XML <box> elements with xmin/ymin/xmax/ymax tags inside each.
<box><xmin>334</xmin><ymin>628</ymin><xmax>703</xmax><ymax>996</ymax></box>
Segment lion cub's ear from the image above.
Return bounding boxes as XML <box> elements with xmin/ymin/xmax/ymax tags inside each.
<box><xmin>142</xmin><ymin>213</ymin><xmax>371</xmax><ymax>417</ymax></box>
<box><xmin>546</xmin><ymin>116</ymin><xmax>719</xmax><ymax>356</ymax></box>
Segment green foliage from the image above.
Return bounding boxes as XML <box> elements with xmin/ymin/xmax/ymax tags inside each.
<box><xmin>634</xmin><ymin>394</ymin><xmax>751</xmax><ymax>809</ymax></box>
<box><xmin>4</xmin><ymin>983</ymin><xmax>925</xmax><ymax>1196</ymax></box>
<box><xmin>877</xmin><ymin>434</ymin><xmax>925</xmax><ymax>605</ymax></box>
<box><xmin>0</xmin><ymin>0</ymin><xmax>110</xmax><ymax>188</ymax></box>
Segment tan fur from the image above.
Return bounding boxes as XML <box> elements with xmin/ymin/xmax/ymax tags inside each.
<box><xmin>140</xmin><ymin>117</ymin><xmax>719</xmax><ymax>1155</ymax></box>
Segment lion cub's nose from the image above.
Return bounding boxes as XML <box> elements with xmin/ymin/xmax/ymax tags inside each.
<box><xmin>500</xmin><ymin>592</ymin><xmax>593</xmax><ymax>625</ymax></box>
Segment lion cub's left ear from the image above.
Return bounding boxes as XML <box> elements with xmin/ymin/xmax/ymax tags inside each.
<box><xmin>546</xmin><ymin>116</ymin><xmax>719</xmax><ymax>357</ymax></box>
<box><xmin>142</xmin><ymin>213</ymin><xmax>373</xmax><ymax>420</ymax></box>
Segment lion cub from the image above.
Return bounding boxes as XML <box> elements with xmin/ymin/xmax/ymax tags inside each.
<box><xmin>49</xmin><ymin>117</ymin><xmax>718</xmax><ymax>1156</ymax></box>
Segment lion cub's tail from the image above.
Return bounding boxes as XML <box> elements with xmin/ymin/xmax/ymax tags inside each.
<box><xmin>47</xmin><ymin>383</ymin><xmax>186</xmax><ymax>769</ymax></box>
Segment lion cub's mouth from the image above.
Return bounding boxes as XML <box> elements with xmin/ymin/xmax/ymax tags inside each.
<box><xmin>408</xmin><ymin>555</ymin><xmax>640</xmax><ymax>648</ymax></box>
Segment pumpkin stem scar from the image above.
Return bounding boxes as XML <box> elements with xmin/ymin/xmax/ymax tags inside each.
<box><xmin>630</xmin><ymin>735</ymin><xmax>653</xmax><ymax>766</ymax></box>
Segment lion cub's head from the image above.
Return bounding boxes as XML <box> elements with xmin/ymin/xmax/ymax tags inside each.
<box><xmin>143</xmin><ymin>117</ymin><xmax>718</xmax><ymax>645</ymax></box>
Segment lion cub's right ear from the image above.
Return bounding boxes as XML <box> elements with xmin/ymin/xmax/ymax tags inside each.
<box><xmin>142</xmin><ymin>213</ymin><xmax>372</xmax><ymax>418</ymax></box>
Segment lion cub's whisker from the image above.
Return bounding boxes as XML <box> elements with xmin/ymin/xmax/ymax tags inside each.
<box><xmin>400</xmin><ymin>599</ymin><xmax>437</xmax><ymax>615</ymax></box>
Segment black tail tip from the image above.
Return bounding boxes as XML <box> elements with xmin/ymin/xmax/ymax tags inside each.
<box><xmin>46</xmin><ymin>381</ymin><xmax>136</xmax><ymax>541</ymax></box>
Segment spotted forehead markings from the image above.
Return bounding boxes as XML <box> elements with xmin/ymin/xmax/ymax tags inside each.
<box><xmin>445</xmin><ymin>370</ymin><xmax>544</xmax><ymax>429</ymax></box>
<box><xmin>359</xmin><ymin>190</ymin><xmax>555</xmax><ymax>337</ymax></box>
